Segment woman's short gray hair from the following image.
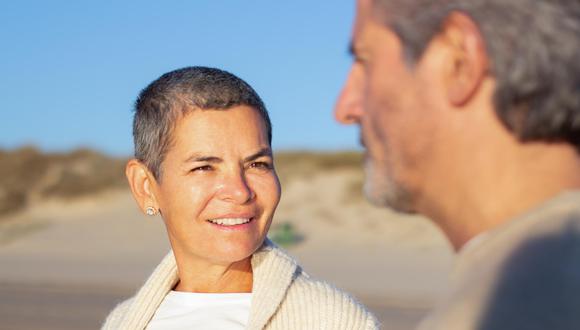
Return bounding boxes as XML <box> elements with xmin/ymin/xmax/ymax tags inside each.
<box><xmin>373</xmin><ymin>0</ymin><xmax>580</xmax><ymax>148</ymax></box>
<box><xmin>133</xmin><ymin>66</ymin><xmax>271</xmax><ymax>179</ymax></box>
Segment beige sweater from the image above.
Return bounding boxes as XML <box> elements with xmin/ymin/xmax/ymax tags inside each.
<box><xmin>102</xmin><ymin>240</ymin><xmax>379</xmax><ymax>329</ymax></box>
<box><xmin>418</xmin><ymin>191</ymin><xmax>580</xmax><ymax>330</ymax></box>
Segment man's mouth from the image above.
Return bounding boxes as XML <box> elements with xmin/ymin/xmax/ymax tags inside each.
<box><xmin>207</xmin><ymin>217</ymin><xmax>253</xmax><ymax>226</ymax></box>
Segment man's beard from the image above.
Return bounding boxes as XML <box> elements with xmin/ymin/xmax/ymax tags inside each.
<box><xmin>363</xmin><ymin>156</ymin><xmax>416</xmax><ymax>214</ymax></box>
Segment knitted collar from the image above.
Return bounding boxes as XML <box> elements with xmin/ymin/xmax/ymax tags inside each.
<box><xmin>118</xmin><ymin>239</ymin><xmax>299</xmax><ymax>330</ymax></box>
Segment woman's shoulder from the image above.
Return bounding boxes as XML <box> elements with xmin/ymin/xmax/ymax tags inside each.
<box><xmin>264</xmin><ymin>242</ymin><xmax>380</xmax><ymax>329</ymax></box>
<box><xmin>101</xmin><ymin>297</ymin><xmax>134</xmax><ymax>330</ymax></box>
<box><xmin>288</xmin><ymin>271</ymin><xmax>380</xmax><ymax>329</ymax></box>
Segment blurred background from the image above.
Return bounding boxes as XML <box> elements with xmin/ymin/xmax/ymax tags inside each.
<box><xmin>0</xmin><ymin>1</ymin><xmax>453</xmax><ymax>329</ymax></box>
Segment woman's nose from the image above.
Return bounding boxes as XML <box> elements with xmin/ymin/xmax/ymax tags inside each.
<box><xmin>334</xmin><ymin>64</ymin><xmax>364</xmax><ymax>124</ymax></box>
<box><xmin>217</xmin><ymin>171</ymin><xmax>254</xmax><ymax>204</ymax></box>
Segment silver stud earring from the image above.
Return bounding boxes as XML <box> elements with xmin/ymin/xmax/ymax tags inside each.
<box><xmin>145</xmin><ymin>206</ymin><xmax>157</xmax><ymax>216</ymax></box>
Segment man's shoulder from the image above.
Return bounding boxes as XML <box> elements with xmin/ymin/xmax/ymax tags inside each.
<box><xmin>420</xmin><ymin>193</ymin><xmax>580</xmax><ymax>330</ymax></box>
<box><xmin>476</xmin><ymin>215</ymin><xmax>580</xmax><ymax>329</ymax></box>
<box><xmin>462</xmin><ymin>192</ymin><xmax>580</xmax><ymax>269</ymax></box>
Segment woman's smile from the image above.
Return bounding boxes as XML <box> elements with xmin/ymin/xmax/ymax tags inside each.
<box><xmin>205</xmin><ymin>211</ymin><xmax>258</xmax><ymax>230</ymax></box>
<box><xmin>206</xmin><ymin>217</ymin><xmax>256</xmax><ymax>230</ymax></box>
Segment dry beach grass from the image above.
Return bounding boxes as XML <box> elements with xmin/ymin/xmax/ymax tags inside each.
<box><xmin>0</xmin><ymin>148</ymin><xmax>454</xmax><ymax>329</ymax></box>
<box><xmin>0</xmin><ymin>147</ymin><xmax>126</xmax><ymax>216</ymax></box>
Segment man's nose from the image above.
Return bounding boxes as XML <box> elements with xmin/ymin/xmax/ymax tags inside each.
<box><xmin>334</xmin><ymin>64</ymin><xmax>364</xmax><ymax>124</ymax></box>
<box><xmin>217</xmin><ymin>171</ymin><xmax>254</xmax><ymax>204</ymax></box>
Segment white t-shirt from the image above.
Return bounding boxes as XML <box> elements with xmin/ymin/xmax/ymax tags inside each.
<box><xmin>147</xmin><ymin>291</ymin><xmax>252</xmax><ymax>330</ymax></box>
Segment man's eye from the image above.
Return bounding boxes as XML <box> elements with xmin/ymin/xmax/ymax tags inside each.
<box><xmin>191</xmin><ymin>165</ymin><xmax>212</xmax><ymax>172</ymax></box>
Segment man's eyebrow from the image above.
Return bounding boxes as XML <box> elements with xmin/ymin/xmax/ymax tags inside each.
<box><xmin>184</xmin><ymin>153</ymin><xmax>222</xmax><ymax>163</ymax></box>
<box><xmin>243</xmin><ymin>148</ymin><xmax>273</xmax><ymax>163</ymax></box>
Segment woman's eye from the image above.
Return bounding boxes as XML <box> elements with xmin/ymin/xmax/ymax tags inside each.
<box><xmin>250</xmin><ymin>161</ymin><xmax>272</xmax><ymax>170</ymax></box>
<box><xmin>191</xmin><ymin>165</ymin><xmax>212</xmax><ymax>172</ymax></box>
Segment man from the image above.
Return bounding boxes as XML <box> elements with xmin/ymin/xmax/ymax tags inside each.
<box><xmin>335</xmin><ymin>0</ymin><xmax>580</xmax><ymax>329</ymax></box>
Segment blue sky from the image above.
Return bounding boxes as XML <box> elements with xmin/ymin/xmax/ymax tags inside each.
<box><xmin>0</xmin><ymin>1</ymin><xmax>361</xmax><ymax>156</ymax></box>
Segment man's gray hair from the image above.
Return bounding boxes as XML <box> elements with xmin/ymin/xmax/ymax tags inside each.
<box><xmin>133</xmin><ymin>66</ymin><xmax>271</xmax><ymax>179</ymax></box>
<box><xmin>373</xmin><ymin>0</ymin><xmax>580</xmax><ymax>148</ymax></box>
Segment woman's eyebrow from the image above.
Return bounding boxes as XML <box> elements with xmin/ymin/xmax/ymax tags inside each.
<box><xmin>243</xmin><ymin>148</ymin><xmax>272</xmax><ymax>163</ymax></box>
<box><xmin>183</xmin><ymin>153</ymin><xmax>222</xmax><ymax>163</ymax></box>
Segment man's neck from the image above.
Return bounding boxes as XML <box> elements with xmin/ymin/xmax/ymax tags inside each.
<box><xmin>424</xmin><ymin>142</ymin><xmax>580</xmax><ymax>251</ymax></box>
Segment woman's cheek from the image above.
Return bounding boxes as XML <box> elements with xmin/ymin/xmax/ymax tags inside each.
<box><xmin>260</xmin><ymin>175</ymin><xmax>281</xmax><ymax>207</ymax></box>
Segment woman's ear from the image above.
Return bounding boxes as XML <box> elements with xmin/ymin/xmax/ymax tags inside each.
<box><xmin>439</xmin><ymin>11</ymin><xmax>489</xmax><ymax>107</ymax></box>
<box><xmin>125</xmin><ymin>159</ymin><xmax>159</xmax><ymax>215</ymax></box>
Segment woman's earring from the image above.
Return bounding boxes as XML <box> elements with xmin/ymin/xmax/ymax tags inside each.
<box><xmin>145</xmin><ymin>206</ymin><xmax>157</xmax><ymax>216</ymax></box>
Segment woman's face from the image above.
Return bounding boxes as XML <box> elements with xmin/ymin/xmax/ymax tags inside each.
<box><xmin>152</xmin><ymin>105</ymin><xmax>280</xmax><ymax>266</ymax></box>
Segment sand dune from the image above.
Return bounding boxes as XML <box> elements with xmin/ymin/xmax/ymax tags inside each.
<box><xmin>0</xmin><ymin>151</ymin><xmax>454</xmax><ymax>329</ymax></box>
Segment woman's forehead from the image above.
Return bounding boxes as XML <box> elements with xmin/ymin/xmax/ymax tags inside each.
<box><xmin>168</xmin><ymin>106</ymin><xmax>270</xmax><ymax>158</ymax></box>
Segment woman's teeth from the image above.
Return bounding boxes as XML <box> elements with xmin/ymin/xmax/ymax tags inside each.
<box><xmin>207</xmin><ymin>218</ymin><xmax>252</xmax><ymax>226</ymax></box>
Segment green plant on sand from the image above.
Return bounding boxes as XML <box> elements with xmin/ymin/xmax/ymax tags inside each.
<box><xmin>269</xmin><ymin>221</ymin><xmax>304</xmax><ymax>247</ymax></box>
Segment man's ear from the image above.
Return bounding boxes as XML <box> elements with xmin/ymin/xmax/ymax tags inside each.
<box><xmin>439</xmin><ymin>11</ymin><xmax>489</xmax><ymax>106</ymax></box>
<box><xmin>125</xmin><ymin>159</ymin><xmax>159</xmax><ymax>215</ymax></box>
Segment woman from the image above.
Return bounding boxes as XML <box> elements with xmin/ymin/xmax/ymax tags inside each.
<box><xmin>102</xmin><ymin>67</ymin><xmax>378</xmax><ymax>329</ymax></box>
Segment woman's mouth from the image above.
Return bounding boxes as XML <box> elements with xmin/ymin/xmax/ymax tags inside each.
<box><xmin>206</xmin><ymin>217</ymin><xmax>254</xmax><ymax>227</ymax></box>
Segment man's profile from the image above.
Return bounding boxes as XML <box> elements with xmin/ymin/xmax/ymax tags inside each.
<box><xmin>335</xmin><ymin>0</ymin><xmax>580</xmax><ymax>328</ymax></box>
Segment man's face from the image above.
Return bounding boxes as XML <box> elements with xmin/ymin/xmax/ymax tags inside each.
<box><xmin>335</xmin><ymin>0</ymin><xmax>443</xmax><ymax>213</ymax></box>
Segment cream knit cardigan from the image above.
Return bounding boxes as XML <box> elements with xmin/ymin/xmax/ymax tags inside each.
<box><xmin>102</xmin><ymin>240</ymin><xmax>379</xmax><ymax>330</ymax></box>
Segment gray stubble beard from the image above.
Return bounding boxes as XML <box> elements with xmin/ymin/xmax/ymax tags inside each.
<box><xmin>363</xmin><ymin>157</ymin><xmax>416</xmax><ymax>214</ymax></box>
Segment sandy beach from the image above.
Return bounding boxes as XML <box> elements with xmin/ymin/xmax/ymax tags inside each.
<box><xmin>0</xmin><ymin>164</ymin><xmax>454</xmax><ymax>329</ymax></box>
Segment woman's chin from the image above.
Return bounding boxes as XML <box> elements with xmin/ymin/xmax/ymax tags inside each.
<box><xmin>199</xmin><ymin>218</ymin><xmax>270</xmax><ymax>263</ymax></box>
<box><xmin>190</xmin><ymin>237</ymin><xmax>265</xmax><ymax>266</ymax></box>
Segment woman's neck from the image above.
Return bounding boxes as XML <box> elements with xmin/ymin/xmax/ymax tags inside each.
<box><xmin>173</xmin><ymin>255</ymin><xmax>253</xmax><ymax>293</ymax></box>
